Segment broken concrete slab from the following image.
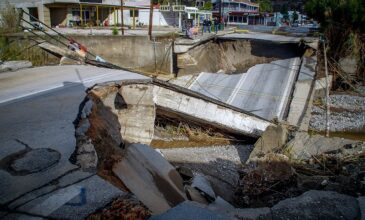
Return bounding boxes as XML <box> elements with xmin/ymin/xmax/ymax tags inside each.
<box><xmin>149</xmin><ymin>201</ymin><xmax>234</xmax><ymax>220</ymax></box>
<box><xmin>117</xmin><ymin>84</ymin><xmax>156</xmax><ymax>144</ymax></box>
<box><xmin>153</xmin><ymin>80</ymin><xmax>271</xmax><ymax>137</ymax></box>
<box><xmin>113</xmin><ymin>143</ymin><xmax>186</xmax><ymax>214</ymax></box>
<box><xmin>248</xmin><ymin>125</ymin><xmax>288</xmax><ymax>162</ymax></box>
<box><xmin>37</xmin><ymin>42</ymin><xmax>85</xmax><ymax>63</ymax></box>
<box><xmin>16</xmin><ymin>175</ymin><xmax>125</xmax><ymax>219</ymax></box>
<box><xmin>271</xmin><ymin>190</ymin><xmax>360</xmax><ymax>220</ymax></box>
<box><xmin>185</xmin><ymin>185</ymin><xmax>209</xmax><ymax>205</ymax></box>
<box><xmin>0</xmin><ymin>60</ymin><xmax>32</xmax><ymax>73</ymax></box>
<box><xmin>192</xmin><ymin>174</ymin><xmax>216</xmax><ymax>201</ymax></box>
<box><xmin>208</xmin><ymin>197</ymin><xmax>235</xmax><ymax>215</ymax></box>
<box><xmin>284</xmin><ymin>132</ymin><xmax>357</xmax><ymax>160</ymax></box>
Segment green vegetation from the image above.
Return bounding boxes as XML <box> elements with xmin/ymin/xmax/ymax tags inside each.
<box><xmin>112</xmin><ymin>27</ymin><xmax>119</xmax><ymax>35</ymax></box>
<box><xmin>0</xmin><ymin>3</ymin><xmax>21</xmax><ymax>34</ymax></box>
<box><xmin>202</xmin><ymin>1</ymin><xmax>213</xmax><ymax>11</ymax></box>
<box><xmin>305</xmin><ymin>0</ymin><xmax>365</xmax><ymax>85</ymax></box>
<box><xmin>0</xmin><ymin>36</ymin><xmax>57</xmax><ymax>66</ymax></box>
<box><xmin>258</xmin><ymin>0</ymin><xmax>273</xmax><ymax>13</ymax></box>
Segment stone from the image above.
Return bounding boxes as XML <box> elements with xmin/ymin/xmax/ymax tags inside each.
<box><xmin>149</xmin><ymin>201</ymin><xmax>234</xmax><ymax>220</ymax></box>
<box><xmin>113</xmin><ymin>144</ymin><xmax>186</xmax><ymax>214</ymax></box>
<box><xmin>358</xmin><ymin>197</ymin><xmax>365</xmax><ymax>220</ymax></box>
<box><xmin>284</xmin><ymin>132</ymin><xmax>356</xmax><ymax>160</ymax></box>
<box><xmin>192</xmin><ymin>174</ymin><xmax>216</xmax><ymax>201</ymax></box>
<box><xmin>0</xmin><ymin>60</ymin><xmax>32</xmax><ymax>73</ymax></box>
<box><xmin>271</xmin><ymin>190</ymin><xmax>360</xmax><ymax>220</ymax></box>
<box><xmin>72</xmin><ymin>139</ymin><xmax>98</xmax><ymax>171</ymax></box>
<box><xmin>10</xmin><ymin>148</ymin><xmax>61</xmax><ymax>175</ymax></box>
<box><xmin>228</xmin><ymin>207</ymin><xmax>272</xmax><ymax>220</ymax></box>
<box><xmin>185</xmin><ymin>185</ymin><xmax>209</xmax><ymax>205</ymax></box>
<box><xmin>248</xmin><ymin>125</ymin><xmax>288</xmax><ymax>162</ymax></box>
<box><xmin>339</xmin><ymin>57</ymin><xmax>357</xmax><ymax>74</ymax></box>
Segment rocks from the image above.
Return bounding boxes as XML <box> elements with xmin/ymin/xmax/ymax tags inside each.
<box><xmin>248</xmin><ymin>125</ymin><xmax>288</xmax><ymax>162</ymax></box>
<box><xmin>229</xmin><ymin>207</ymin><xmax>272</xmax><ymax>220</ymax></box>
<box><xmin>284</xmin><ymin>132</ymin><xmax>356</xmax><ymax>160</ymax></box>
<box><xmin>339</xmin><ymin>56</ymin><xmax>357</xmax><ymax>75</ymax></box>
<box><xmin>271</xmin><ymin>190</ymin><xmax>360</xmax><ymax>220</ymax></box>
<box><xmin>192</xmin><ymin>174</ymin><xmax>216</xmax><ymax>201</ymax></box>
<box><xmin>113</xmin><ymin>144</ymin><xmax>186</xmax><ymax>214</ymax></box>
<box><xmin>0</xmin><ymin>60</ymin><xmax>32</xmax><ymax>73</ymax></box>
<box><xmin>309</xmin><ymin>93</ymin><xmax>365</xmax><ymax>132</ymax></box>
<box><xmin>185</xmin><ymin>185</ymin><xmax>209</xmax><ymax>205</ymax></box>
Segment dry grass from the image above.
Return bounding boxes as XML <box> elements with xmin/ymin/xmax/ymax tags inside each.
<box><xmin>0</xmin><ymin>3</ymin><xmax>21</xmax><ymax>34</ymax></box>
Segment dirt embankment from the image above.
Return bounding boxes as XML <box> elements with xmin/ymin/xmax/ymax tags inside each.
<box><xmin>177</xmin><ymin>39</ymin><xmax>304</xmax><ymax>76</ymax></box>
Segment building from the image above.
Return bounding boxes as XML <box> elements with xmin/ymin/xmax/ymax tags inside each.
<box><xmin>212</xmin><ymin>0</ymin><xmax>260</xmax><ymax>25</ymax></box>
<box><xmin>0</xmin><ymin>0</ymin><xmax>148</xmax><ymax>28</ymax></box>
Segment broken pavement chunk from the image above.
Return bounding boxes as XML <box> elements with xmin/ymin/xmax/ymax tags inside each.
<box><xmin>112</xmin><ymin>144</ymin><xmax>186</xmax><ymax>214</ymax></box>
<box><xmin>207</xmin><ymin>197</ymin><xmax>235</xmax><ymax>215</ymax></box>
<box><xmin>192</xmin><ymin>174</ymin><xmax>216</xmax><ymax>201</ymax></box>
<box><xmin>185</xmin><ymin>185</ymin><xmax>209</xmax><ymax>205</ymax></box>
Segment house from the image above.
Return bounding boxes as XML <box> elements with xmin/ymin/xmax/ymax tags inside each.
<box><xmin>0</xmin><ymin>0</ymin><xmax>148</xmax><ymax>27</ymax></box>
<box><xmin>211</xmin><ymin>0</ymin><xmax>260</xmax><ymax>25</ymax></box>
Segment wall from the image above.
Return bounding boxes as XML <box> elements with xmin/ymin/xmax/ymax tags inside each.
<box><xmin>72</xmin><ymin>35</ymin><xmax>173</xmax><ymax>74</ymax></box>
<box><xmin>177</xmin><ymin>39</ymin><xmax>303</xmax><ymax>76</ymax></box>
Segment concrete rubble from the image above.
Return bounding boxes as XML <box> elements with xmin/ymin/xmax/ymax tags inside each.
<box><xmin>2</xmin><ymin>28</ymin><xmax>364</xmax><ymax>220</ymax></box>
<box><xmin>0</xmin><ymin>60</ymin><xmax>32</xmax><ymax>73</ymax></box>
<box><xmin>113</xmin><ymin>144</ymin><xmax>186</xmax><ymax>214</ymax></box>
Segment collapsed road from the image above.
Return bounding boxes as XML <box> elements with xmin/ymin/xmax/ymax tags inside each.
<box><xmin>3</xmin><ymin>30</ymin><xmax>357</xmax><ymax>220</ymax></box>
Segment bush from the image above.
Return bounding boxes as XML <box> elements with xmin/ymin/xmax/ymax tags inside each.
<box><xmin>112</xmin><ymin>27</ymin><xmax>119</xmax><ymax>35</ymax></box>
<box><xmin>0</xmin><ymin>2</ymin><xmax>21</xmax><ymax>34</ymax></box>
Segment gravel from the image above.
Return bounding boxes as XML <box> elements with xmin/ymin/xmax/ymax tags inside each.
<box><xmin>309</xmin><ymin>92</ymin><xmax>365</xmax><ymax>132</ymax></box>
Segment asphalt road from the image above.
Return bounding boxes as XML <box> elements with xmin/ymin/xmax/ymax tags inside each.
<box><xmin>188</xmin><ymin>58</ymin><xmax>301</xmax><ymax>120</ymax></box>
<box><xmin>0</xmin><ymin>65</ymin><xmax>147</xmax><ymax>207</ymax></box>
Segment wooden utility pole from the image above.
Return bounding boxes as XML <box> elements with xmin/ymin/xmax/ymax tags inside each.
<box><xmin>148</xmin><ymin>0</ymin><xmax>153</xmax><ymax>39</ymax></box>
<box><xmin>121</xmin><ymin>0</ymin><xmax>124</xmax><ymax>35</ymax></box>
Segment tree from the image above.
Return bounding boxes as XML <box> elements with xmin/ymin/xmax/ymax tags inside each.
<box><xmin>305</xmin><ymin>0</ymin><xmax>365</xmax><ymax>85</ymax></box>
<box><xmin>258</xmin><ymin>0</ymin><xmax>272</xmax><ymax>13</ymax></box>
<box><xmin>202</xmin><ymin>1</ymin><xmax>213</xmax><ymax>10</ymax></box>
<box><xmin>292</xmin><ymin>11</ymin><xmax>298</xmax><ymax>22</ymax></box>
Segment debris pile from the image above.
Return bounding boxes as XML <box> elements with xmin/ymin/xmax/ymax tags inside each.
<box><xmin>87</xmin><ymin>194</ymin><xmax>151</xmax><ymax>220</ymax></box>
<box><xmin>235</xmin><ymin>127</ymin><xmax>365</xmax><ymax>208</ymax></box>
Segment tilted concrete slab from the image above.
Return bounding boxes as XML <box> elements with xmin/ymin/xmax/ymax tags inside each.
<box><xmin>172</xmin><ymin>58</ymin><xmax>301</xmax><ymax>121</ymax></box>
<box><xmin>113</xmin><ymin>144</ymin><xmax>186</xmax><ymax>214</ymax></box>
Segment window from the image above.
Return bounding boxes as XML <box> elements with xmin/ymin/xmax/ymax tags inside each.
<box><xmin>129</xmin><ymin>10</ymin><xmax>139</xmax><ymax>17</ymax></box>
<box><xmin>28</xmin><ymin>7</ymin><xmax>38</xmax><ymax>22</ymax></box>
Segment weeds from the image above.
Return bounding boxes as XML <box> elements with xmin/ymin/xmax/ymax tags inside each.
<box><xmin>0</xmin><ymin>2</ymin><xmax>21</xmax><ymax>34</ymax></box>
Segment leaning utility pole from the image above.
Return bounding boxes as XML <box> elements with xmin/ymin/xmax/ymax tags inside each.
<box><xmin>148</xmin><ymin>0</ymin><xmax>154</xmax><ymax>40</ymax></box>
<box><xmin>323</xmin><ymin>40</ymin><xmax>330</xmax><ymax>137</ymax></box>
<box><xmin>121</xmin><ymin>0</ymin><xmax>124</xmax><ymax>35</ymax></box>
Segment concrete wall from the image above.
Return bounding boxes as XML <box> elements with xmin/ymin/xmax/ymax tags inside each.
<box><xmin>177</xmin><ymin>39</ymin><xmax>303</xmax><ymax>76</ymax></box>
<box><xmin>72</xmin><ymin>35</ymin><xmax>173</xmax><ymax>74</ymax></box>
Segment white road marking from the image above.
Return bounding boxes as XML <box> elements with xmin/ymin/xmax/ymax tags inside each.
<box><xmin>0</xmin><ymin>72</ymin><xmax>117</xmax><ymax>104</ymax></box>
<box><xmin>277</xmin><ymin>58</ymin><xmax>301</xmax><ymax>119</ymax></box>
